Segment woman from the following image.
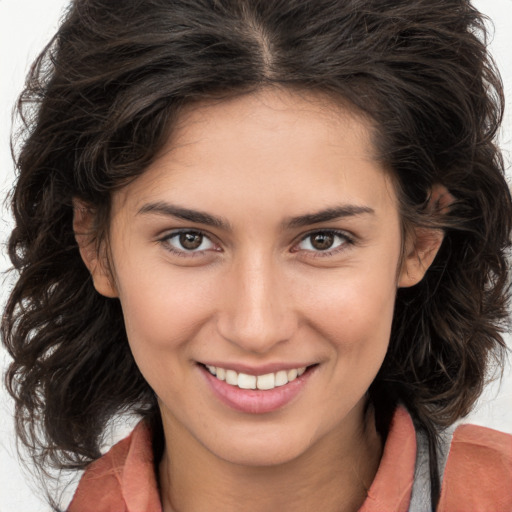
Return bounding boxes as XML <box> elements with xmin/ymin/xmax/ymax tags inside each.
<box><xmin>2</xmin><ymin>0</ymin><xmax>512</xmax><ymax>511</ymax></box>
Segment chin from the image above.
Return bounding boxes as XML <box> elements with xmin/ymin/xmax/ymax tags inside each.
<box><xmin>201</xmin><ymin>425</ymin><xmax>318</xmax><ymax>468</ymax></box>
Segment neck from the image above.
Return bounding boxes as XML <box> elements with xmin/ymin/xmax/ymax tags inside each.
<box><xmin>159</xmin><ymin>406</ymin><xmax>383</xmax><ymax>512</ymax></box>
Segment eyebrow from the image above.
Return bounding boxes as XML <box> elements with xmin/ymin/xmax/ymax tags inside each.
<box><xmin>137</xmin><ymin>202</ymin><xmax>231</xmax><ymax>230</ymax></box>
<box><xmin>137</xmin><ymin>201</ymin><xmax>374</xmax><ymax>230</ymax></box>
<box><xmin>283</xmin><ymin>205</ymin><xmax>375</xmax><ymax>229</ymax></box>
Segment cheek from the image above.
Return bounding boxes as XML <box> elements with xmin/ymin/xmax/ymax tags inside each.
<box><xmin>314</xmin><ymin>284</ymin><xmax>395</xmax><ymax>368</ymax></box>
<box><xmin>299</xmin><ymin>250</ymin><xmax>399</xmax><ymax>366</ymax></box>
<box><xmin>309</xmin><ymin>276</ymin><xmax>396</xmax><ymax>410</ymax></box>
<box><xmin>113</xmin><ymin>262</ymin><xmax>222</xmax><ymax>404</ymax></box>
<box><xmin>114</xmin><ymin>255</ymin><xmax>217</xmax><ymax>356</ymax></box>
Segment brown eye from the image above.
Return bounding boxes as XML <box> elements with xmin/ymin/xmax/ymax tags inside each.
<box><xmin>310</xmin><ymin>232</ymin><xmax>335</xmax><ymax>250</ymax></box>
<box><xmin>295</xmin><ymin>230</ymin><xmax>350</xmax><ymax>254</ymax></box>
<box><xmin>162</xmin><ymin>230</ymin><xmax>215</xmax><ymax>254</ymax></box>
<box><xmin>179</xmin><ymin>232</ymin><xmax>203</xmax><ymax>250</ymax></box>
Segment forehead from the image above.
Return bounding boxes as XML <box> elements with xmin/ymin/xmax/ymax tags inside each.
<box><xmin>169</xmin><ymin>87</ymin><xmax>378</xmax><ymax>164</ymax></box>
<box><xmin>111</xmin><ymin>88</ymin><xmax>397</xmax><ymax>218</ymax></box>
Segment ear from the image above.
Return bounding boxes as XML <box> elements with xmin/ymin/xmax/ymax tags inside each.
<box><xmin>398</xmin><ymin>184</ymin><xmax>454</xmax><ymax>288</ymax></box>
<box><xmin>73</xmin><ymin>199</ymin><xmax>118</xmax><ymax>298</ymax></box>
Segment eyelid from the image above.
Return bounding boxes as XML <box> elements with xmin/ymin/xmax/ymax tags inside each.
<box><xmin>156</xmin><ymin>227</ymin><xmax>355</xmax><ymax>259</ymax></box>
<box><xmin>292</xmin><ymin>229</ymin><xmax>355</xmax><ymax>256</ymax></box>
<box><xmin>158</xmin><ymin>228</ymin><xmax>221</xmax><ymax>256</ymax></box>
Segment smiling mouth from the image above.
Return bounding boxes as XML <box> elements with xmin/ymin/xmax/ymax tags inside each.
<box><xmin>202</xmin><ymin>364</ymin><xmax>309</xmax><ymax>391</ymax></box>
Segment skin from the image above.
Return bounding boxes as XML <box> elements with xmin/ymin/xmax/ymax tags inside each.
<box><xmin>75</xmin><ymin>88</ymin><xmax>444</xmax><ymax>512</ymax></box>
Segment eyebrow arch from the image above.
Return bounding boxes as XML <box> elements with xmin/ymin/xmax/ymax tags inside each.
<box><xmin>137</xmin><ymin>202</ymin><xmax>374</xmax><ymax>231</ymax></box>
<box><xmin>284</xmin><ymin>205</ymin><xmax>375</xmax><ymax>229</ymax></box>
<box><xmin>137</xmin><ymin>202</ymin><xmax>231</xmax><ymax>230</ymax></box>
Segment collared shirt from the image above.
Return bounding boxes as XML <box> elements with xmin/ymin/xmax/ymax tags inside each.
<box><xmin>67</xmin><ymin>407</ymin><xmax>512</xmax><ymax>512</ymax></box>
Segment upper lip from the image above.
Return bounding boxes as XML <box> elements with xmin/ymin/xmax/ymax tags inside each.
<box><xmin>199</xmin><ymin>361</ymin><xmax>315</xmax><ymax>376</ymax></box>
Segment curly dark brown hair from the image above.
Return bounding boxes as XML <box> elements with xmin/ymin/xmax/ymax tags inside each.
<box><xmin>3</xmin><ymin>0</ymin><xmax>511</xmax><ymax>509</ymax></box>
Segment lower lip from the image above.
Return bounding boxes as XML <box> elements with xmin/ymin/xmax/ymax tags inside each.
<box><xmin>201</xmin><ymin>366</ymin><xmax>314</xmax><ymax>414</ymax></box>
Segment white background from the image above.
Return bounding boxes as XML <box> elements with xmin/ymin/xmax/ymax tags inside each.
<box><xmin>1</xmin><ymin>1</ymin><xmax>512</xmax><ymax>510</ymax></box>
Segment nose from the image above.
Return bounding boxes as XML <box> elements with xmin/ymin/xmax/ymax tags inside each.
<box><xmin>216</xmin><ymin>254</ymin><xmax>297</xmax><ymax>354</ymax></box>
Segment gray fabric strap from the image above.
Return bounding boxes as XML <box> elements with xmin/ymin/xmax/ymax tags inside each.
<box><xmin>408</xmin><ymin>424</ymin><xmax>456</xmax><ymax>512</ymax></box>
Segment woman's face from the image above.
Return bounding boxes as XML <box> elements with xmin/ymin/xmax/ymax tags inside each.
<box><xmin>87</xmin><ymin>89</ymin><xmax>429</xmax><ymax>466</ymax></box>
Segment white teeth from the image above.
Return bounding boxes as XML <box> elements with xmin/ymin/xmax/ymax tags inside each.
<box><xmin>275</xmin><ymin>370</ymin><xmax>288</xmax><ymax>387</ymax></box>
<box><xmin>225</xmin><ymin>369</ymin><xmax>238</xmax><ymax>386</ymax></box>
<box><xmin>287</xmin><ymin>368</ymin><xmax>298</xmax><ymax>382</ymax></box>
<box><xmin>256</xmin><ymin>373</ymin><xmax>275</xmax><ymax>390</ymax></box>
<box><xmin>238</xmin><ymin>373</ymin><xmax>256</xmax><ymax>389</ymax></box>
<box><xmin>205</xmin><ymin>364</ymin><xmax>309</xmax><ymax>390</ymax></box>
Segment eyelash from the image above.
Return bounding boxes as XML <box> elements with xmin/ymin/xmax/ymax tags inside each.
<box><xmin>158</xmin><ymin>229</ymin><xmax>355</xmax><ymax>258</ymax></box>
<box><xmin>158</xmin><ymin>229</ymin><xmax>219</xmax><ymax>257</ymax></box>
<box><xmin>293</xmin><ymin>229</ymin><xmax>355</xmax><ymax>258</ymax></box>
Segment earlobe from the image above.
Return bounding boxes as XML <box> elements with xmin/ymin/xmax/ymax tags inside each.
<box><xmin>398</xmin><ymin>184</ymin><xmax>454</xmax><ymax>288</ymax></box>
<box><xmin>73</xmin><ymin>199</ymin><xmax>118</xmax><ymax>298</ymax></box>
